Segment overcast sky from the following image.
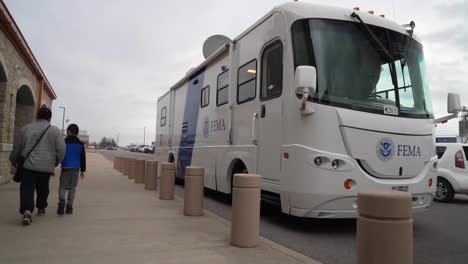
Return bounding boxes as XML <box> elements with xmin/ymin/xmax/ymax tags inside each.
<box><xmin>4</xmin><ymin>0</ymin><xmax>468</xmax><ymax>145</ymax></box>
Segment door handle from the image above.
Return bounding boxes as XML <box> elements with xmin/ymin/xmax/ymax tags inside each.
<box><xmin>252</xmin><ymin>113</ymin><xmax>258</xmax><ymax>145</ymax></box>
<box><xmin>261</xmin><ymin>105</ymin><xmax>266</xmax><ymax>118</ymax></box>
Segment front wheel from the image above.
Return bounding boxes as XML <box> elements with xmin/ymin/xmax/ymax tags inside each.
<box><xmin>434</xmin><ymin>178</ymin><xmax>455</xmax><ymax>203</ymax></box>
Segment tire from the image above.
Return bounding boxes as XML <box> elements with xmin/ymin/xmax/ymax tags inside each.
<box><xmin>435</xmin><ymin>178</ymin><xmax>455</xmax><ymax>203</ymax></box>
<box><xmin>230</xmin><ymin>161</ymin><xmax>247</xmax><ymax>194</ymax></box>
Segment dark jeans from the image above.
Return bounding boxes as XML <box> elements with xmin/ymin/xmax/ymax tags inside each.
<box><xmin>19</xmin><ymin>169</ymin><xmax>51</xmax><ymax>214</ymax></box>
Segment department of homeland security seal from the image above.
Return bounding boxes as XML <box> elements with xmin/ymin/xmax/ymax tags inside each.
<box><xmin>376</xmin><ymin>137</ymin><xmax>395</xmax><ymax>161</ymax></box>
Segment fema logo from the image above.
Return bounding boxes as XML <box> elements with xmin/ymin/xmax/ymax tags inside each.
<box><xmin>376</xmin><ymin>138</ymin><xmax>395</xmax><ymax>161</ymax></box>
<box><xmin>203</xmin><ymin>118</ymin><xmax>210</xmax><ymax>138</ymax></box>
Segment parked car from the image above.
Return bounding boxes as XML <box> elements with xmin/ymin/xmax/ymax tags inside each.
<box><xmin>128</xmin><ymin>146</ymin><xmax>138</xmax><ymax>152</ymax></box>
<box><xmin>138</xmin><ymin>145</ymin><xmax>152</xmax><ymax>153</ymax></box>
<box><xmin>150</xmin><ymin>145</ymin><xmax>155</xmax><ymax>154</ymax></box>
<box><xmin>435</xmin><ymin>143</ymin><xmax>468</xmax><ymax>202</ymax></box>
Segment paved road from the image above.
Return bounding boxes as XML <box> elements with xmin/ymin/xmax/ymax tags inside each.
<box><xmin>96</xmin><ymin>149</ymin><xmax>468</xmax><ymax>264</ymax></box>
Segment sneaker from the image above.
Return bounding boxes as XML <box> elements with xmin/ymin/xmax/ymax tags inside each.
<box><xmin>65</xmin><ymin>205</ymin><xmax>73</xmax><ymax>215</ymax></box>
<box><xmin>22</xmin><ymin>214</ymin><xmax>32</xmax><ymax>226</ymax></box>
<box><xmin>57</xmin><ymin>203</ymin><xmax>65</xmax><ymax>215</ymax></box>
<box><xmin>37</xmin><ymin>208</ymin><xmax>46</xmax><ymax>216</ymax></box>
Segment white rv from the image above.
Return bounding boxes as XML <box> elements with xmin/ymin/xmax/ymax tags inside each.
<box><xmin>155</xmin><ymin>2</ymin><xmax>442</xmax><ymax>218</ymax></box>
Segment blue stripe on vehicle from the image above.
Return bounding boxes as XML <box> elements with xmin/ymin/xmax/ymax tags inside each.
<box><xmin>176</xmin><ymin>69</ymin><xmax>206</xmax><ymax>179</ymax></box>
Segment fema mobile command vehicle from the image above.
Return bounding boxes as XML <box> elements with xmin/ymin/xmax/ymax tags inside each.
<box><xmin>155</xmin><ymin>2</ymin><xmax>464</xmax><ymax>218</ymax></box>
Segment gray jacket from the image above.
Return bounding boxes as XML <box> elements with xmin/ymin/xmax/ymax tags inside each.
<box><xmin>9</xmin><ymin>120</ymin><xmax>66</xmax><ymax>173</ymax></box>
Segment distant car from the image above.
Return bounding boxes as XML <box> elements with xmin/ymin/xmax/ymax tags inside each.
<box><xmin>150</xmin><ymin>145</ymin><xmax>155</xmax><ymax>154</ymax></box>
<box><xmin>435</xmin><ymin>143</ymin><xmax>468</xmax><ymax>202</ymax></box>
<box><xmin>106</xmin><ymin>146</ymin><xmax>115</xmax><ymax>150</ymax></box>
<box><xmin>129</xmin><ymin>146</ymin><xmax>138</xmax><ymax>152</ymax></box>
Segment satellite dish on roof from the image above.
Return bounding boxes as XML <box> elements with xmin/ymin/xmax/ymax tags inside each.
<box><xmin>202</xmin><ymin>35</ymin><xmax>231</xmax><ymax>59</ymax></box>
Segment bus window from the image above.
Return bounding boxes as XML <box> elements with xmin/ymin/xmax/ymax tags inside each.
<box><xmin>160</xmin><ymin>107</ymin><xmax>167</xmax><ymax>126</ymax></box>
<box><xmin>217</xmin><ymin>70</ymin><xmax>229</xmax><ymax>106</ymax></box>
<box><xmin>201</xmin><ymin>86</ymin><xmax>210</xmax><ymax>108</ymax></box>
<box><xmin>237</xmin><ymin>59</ymin><xmax>257</xmax><ymax>104</ymax></box>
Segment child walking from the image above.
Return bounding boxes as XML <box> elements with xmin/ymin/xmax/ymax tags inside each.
<box><xmin>57</xmin><ymin>124</ymin><xmax>86</xmax><ymax>215</ymax></box>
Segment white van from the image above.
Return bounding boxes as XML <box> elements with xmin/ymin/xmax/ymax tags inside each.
<box><xmin>435</xmin><ymin>143</ymin><xmax>468</xmax><ymax>202</ymax></box>
<box><xmin>155</xmin><ymin>2</ymin><xmax>442</xmax><ymax>218</ymax></box>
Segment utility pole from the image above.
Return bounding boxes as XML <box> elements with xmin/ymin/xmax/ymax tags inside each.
<box><xmin>58</xmin><ymin>106</ymin><xmax>65</xmax><ymax>136</ymax></box>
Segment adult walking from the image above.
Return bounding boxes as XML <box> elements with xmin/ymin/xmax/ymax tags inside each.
<box><xmin>9</xmin><ymin>105</ymin><xmax>65</xmax><ymax>225</ymax></box>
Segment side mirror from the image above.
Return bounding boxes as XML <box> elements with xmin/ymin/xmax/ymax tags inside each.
<box><xmin>295</xmin><ymin>66</ymin><xmax>317</xmax><ymax>95</ymax></box>
<box><xmin>448</xmin><ymin>93</ymin><xmax>461</xmax><ymax>114</ymax></box>
<box><xmin>295</xmin><ymin>66</ymin><xmax>316</xmax><ymax>115</ymax></box>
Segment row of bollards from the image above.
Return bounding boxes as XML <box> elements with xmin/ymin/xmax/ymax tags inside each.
<box><xmin>113</xmin><ymin>157</ymin><xmax>158</xmax><ymax>190</ymax></box>
<box><xmin>113</xmin><ymin>156</ymin><xmax>414</xmax><ymax>261</ymax></box>
<box><xmin>112</xmin><ymin>157</ymin><xmax>262</xmax><ymax>248</ymax></box>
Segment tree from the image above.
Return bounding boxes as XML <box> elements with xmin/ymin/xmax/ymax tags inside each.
<box><xmin>99</xmin><ymin>137</ymin><xmax>117</xmax><ymax>148</ymax></box>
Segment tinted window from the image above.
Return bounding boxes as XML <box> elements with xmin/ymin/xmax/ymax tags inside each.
<box><xmin>436</xmin><ymin>146</ymin><xmax>446</xmax><ymax>159</ymax></box>
<box><xmin>160</xmin><ymin>107</ymin><xmax>167</xmax><ymax>127</ymax></box>
<box><xmin>217</xmin><ymin>70</ymin><xmax>229</xmax><ymax>106</ymax></box>
<box><xmin>238</xmin><ymin>81</ymin><xmax>256</xmax><ymax>104</ymax></box>
<box><xmin>201</xmin><ymin>86</ymin><xmax>210</xmax><ymax>108</ymax></box>
<box><xmin>291</xmin><ymin>20</ymin><xmax>315</xmax><ymax>68</ymax></box>
<box><xmin>237</xmin><ymin>59</ymin><xmax>257</xmax><ymax>104</ymax></box>
<box><xmin>238</xmin><ymin>60</ymin><xmax>257</xmax><ymax>84</ymax></box>
<box><xmin>261</xmin><ymin>42</ymin><xmax>283</xmax><ymax>100</ymax></box>
<box><xmin>292</xmin><ymin>18</ymin><xmax>433</xmax><ymax>119</ymax></box>
<box><xmin>463</xmin><ymin>147</ymin><xmax>468</xmax><ymax>161</ymax></box>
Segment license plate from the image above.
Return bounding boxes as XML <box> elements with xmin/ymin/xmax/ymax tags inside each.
<box><xmin>384</xmin><ymin>106</ymin><xmax>399</xmax><ymax>116</ymax></box>
<box><xmin>392</xmin><ymin>185</ymin><xmax>409</xmax><ymax>192</ymax></box>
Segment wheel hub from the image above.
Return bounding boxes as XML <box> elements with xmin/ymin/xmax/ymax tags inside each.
<box><xmin>435</xmin><ymin>181</ymin><xmax>448</xmax><ymax>200</ymax></box>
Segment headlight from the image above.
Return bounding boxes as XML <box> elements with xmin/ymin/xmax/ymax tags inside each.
<box><xmin>314</xmin><ymin>157</ymin><xmax>322</xmax><ymax>166</ymax></box>
<box><xmin>332</xmin><ymin>159</ymin><xmax>340</xmax><ymax>169</ymax></box>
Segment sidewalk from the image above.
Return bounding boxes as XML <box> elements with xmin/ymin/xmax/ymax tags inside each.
<box><xmin>0</xmin><ymin>153</ymin><xmax>321</xmax><ymax>264</ymax></box>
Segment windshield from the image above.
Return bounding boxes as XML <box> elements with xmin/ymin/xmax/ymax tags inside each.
<box><xmin>291</xmin><ymin>19</ymin><xmax>433</xmax><ymax>119</ymax></box>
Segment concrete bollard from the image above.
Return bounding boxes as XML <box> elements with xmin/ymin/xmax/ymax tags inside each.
<box><xmin>119</xmin><ymin>157</ymin><xmax>123</xmax><ymax>173</ymax></box>
<box><xmin>128</xmin><ymin>158</ymin><xmax>136</xmax><ymax>180</ymax></box>
<box><xmin>184</xmin><ymin>166</ymin><xmax>204</xmax><ymax>216</ymax></box>
<box><xmin>145</xmin><ymin>161</ymin><xmax>158</xmax><ymax>190</ymax></box>
<box><xmin>134</xmin><ymin>159</ymin><xmax>145</xmax><ymax>184</ymax></box>
<box><xmin>122</xmin><ymin>157</ymin><xmax>129</xmax><ymax>176</ymax></box>
<box><xmin>116</xmin><ymin>157</ymin><xmax>123</xmax><ymax>173</ymax></box>
<box><xmin>357</xmin><ymin>191</ymin><xmax>413</xmax><ymax>264</ymax></box>
<box><xmin>159</xmin><ymin>162</ymin><xmax>175</xmax><ymax>200</ymax></box>
<box><xmin>231</xmin><ymin>174</ymin><xmax>261</xmax><ymax>248</ymax></box>
<box><xmin>115</xmin><ymin>157</ymin><xmax>120</xmax><ymax>172</ymax></box>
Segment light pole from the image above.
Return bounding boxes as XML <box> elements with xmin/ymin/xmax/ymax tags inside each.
<box><xmin>58</xmin><ymin>106</ymin><xmax>65</xmax><ymax>136</ymax></box>
<box><xmin>143</xmin><ymin>126</ymin><xmax>146</xmax><ymax>145</ymax></box>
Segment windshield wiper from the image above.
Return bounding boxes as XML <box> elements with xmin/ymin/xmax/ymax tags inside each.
<box><xmin>350</xmin><ymin>12</ymin><xmax>394</xmax><ymax>62</ymax></box>
<box><xmin>350</xmin><ymin>12</ymin><xmax>400</xmax><ymax>108</ymax></box>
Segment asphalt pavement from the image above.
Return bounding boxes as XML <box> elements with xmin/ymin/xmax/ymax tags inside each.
<box><xmin>96</xmin><ymin>149</ymin><xmax>468</xmax><ymax>264</ymax></box>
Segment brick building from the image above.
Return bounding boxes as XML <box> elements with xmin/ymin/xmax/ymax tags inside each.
<box><xmin>0</xmin><ymin>1</ymin><xmax>56</xmax><ymax>185</ymax></box>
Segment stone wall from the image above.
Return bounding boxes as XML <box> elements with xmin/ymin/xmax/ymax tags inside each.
<box><xmin>42</xmin><ymin>94</ymin><xmax>52</xmax><ymax>109</ymax></box>
<box><xmin>0</xmin><ymin>26</ymin><xmax>40</xmax><ymax>185</ymax></box>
